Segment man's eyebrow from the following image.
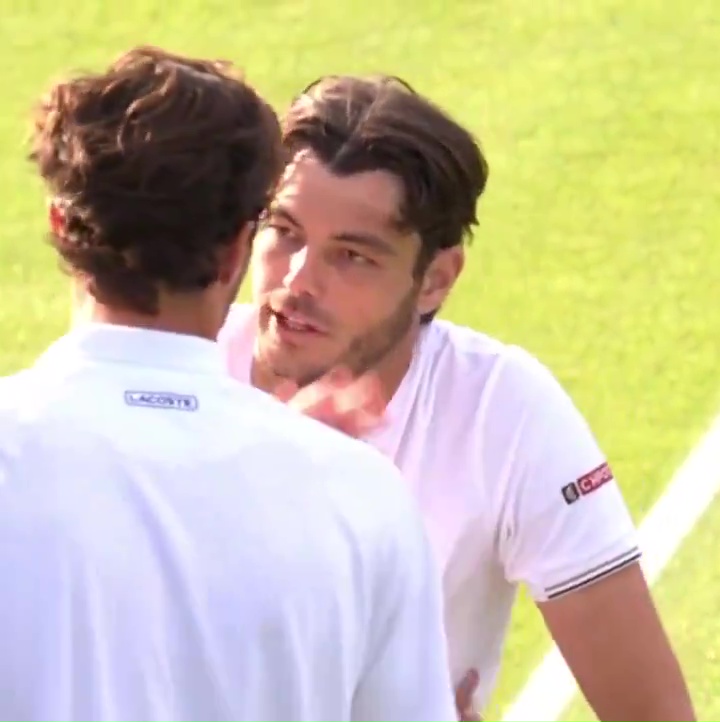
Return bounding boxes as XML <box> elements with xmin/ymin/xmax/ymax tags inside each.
<box><xmin>266</xmin><ymin>204</ymin><xmax>302</xmax><ymax>227</ymax></box>
<box><xmin>267</xmin><ymin>204</ymin><xmax>397</xmax><ymax>256</ymax></box>
<box><xmin>331</xmin><ymin>231</ymin><xmax>397</xmax><ymax>256</ymax></box>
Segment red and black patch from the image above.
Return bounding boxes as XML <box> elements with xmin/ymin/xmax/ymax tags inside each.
<box><xmin>561</xmin><ymin>461</ymin><xmax>613</xmax><ymax>505</ymax></box>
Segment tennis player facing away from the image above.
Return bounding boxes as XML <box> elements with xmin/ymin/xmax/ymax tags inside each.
<box><xmin>0</xmin><ymin>49</ymin><xmax>455</xmax><ymax>722</ymax></box>
<box><xmin>219</xmin><ymin>75</ymin><xmax>696</xmax><ymax>720</ymax></box>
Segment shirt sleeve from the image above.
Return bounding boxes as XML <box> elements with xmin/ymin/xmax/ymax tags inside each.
<box><xmin>352</xmin><ymin>467</ymin><xmax>456</xmax><ymax>722</ymax></box>
<box><xmin>495</xmin><ymin>348</ymin><xmax>641</xmax><ymax>602</ymax></box>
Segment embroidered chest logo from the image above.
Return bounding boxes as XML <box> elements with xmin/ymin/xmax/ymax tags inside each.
<box><xmin>124</xmin><ymin>391</ymin><xmax>199</xmax><ymax>412</ymax></box>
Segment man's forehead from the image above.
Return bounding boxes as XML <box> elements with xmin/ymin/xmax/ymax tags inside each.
<box><xmin>274</xmin><ymin>151</ymin><xmax>404</xmax><ymax>228</ymax></box>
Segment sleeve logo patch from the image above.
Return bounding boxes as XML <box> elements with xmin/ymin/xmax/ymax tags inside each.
<box><xmin>561</xmin><ymin>461</ymin><xmax>613</xmax><ymax>505</ymax></box>
<box><xmin>124</xmin><ymin>391</ymin><xmax>198</xmax><ymax>412</ymax></box>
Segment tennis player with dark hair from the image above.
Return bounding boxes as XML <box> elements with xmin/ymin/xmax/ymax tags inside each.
<box><xmin>0</xmin><ymin>50</ymin><xmax>455</xmax><ymax>722</ymax></box>
<box><xmin>221</xmin><ymin>74</ymin><xmax>695</xmax><ymax>721</ymax></box>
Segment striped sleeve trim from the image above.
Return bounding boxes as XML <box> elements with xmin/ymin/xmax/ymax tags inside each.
<box><xmin>544</xmin><ymin>546</ymin><xmax>642</xmax><ymax>600</ymax></box>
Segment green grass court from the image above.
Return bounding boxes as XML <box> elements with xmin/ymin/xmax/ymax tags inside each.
<box><xmin>1</xmin><ymin>1</ymin><xmax>718</xmax><ymax>718</ymax></box>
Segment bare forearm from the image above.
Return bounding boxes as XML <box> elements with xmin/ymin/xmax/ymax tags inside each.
<box><xmin>586</xmin><ymin>662</ymin><xmax>695</xmax><ymax>721</ymax></box>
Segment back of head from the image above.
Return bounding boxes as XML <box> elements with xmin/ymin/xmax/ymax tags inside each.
<box><xmin>30</xmin><ymin>46</ymin><xmax>282</xmax><ymax>315</ymax></box>
<box><xmin>282</xmin><ymin>75</ymin><xmax>489</xmax><ymax>310</ymax></box>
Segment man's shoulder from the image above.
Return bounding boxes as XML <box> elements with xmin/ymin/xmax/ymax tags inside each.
<box><xmin>238</xmin><ymin>389</ymin><xmax>416</xmax><ymax>531</ymax></box>
<box><xmin>0</xmin><ymin>367</ymin><xmax>33</xmax><ymax>388</ymax></box>
<box><xmin>423</xmin><ymin>320</ymin><xmax>566</xmax><ymax>407</ymax></box>
<box><xmin>0</xmin><ymin>369</ymin><xmax>36</xmax><ymax>419</ymax></box>
<box><xmin>273</xmin><ymin>398</ymin><xmax>406</xmax><ymax>490</ymax></box>
<box><xmin>0</xmin><ymin>369</ymin><xmax>41</xmax><ymax>470</ymax></box>
<box><xmin>226</xmin><ymin>378</ymin><xmax>404</xmax><ymax>481</ymax></box>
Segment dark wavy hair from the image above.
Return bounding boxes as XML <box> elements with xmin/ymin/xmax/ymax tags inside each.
<box><xmin>30</xmin><ymin>46</ymin><xmax>283</xmax><ymax>314</ymax></box>
<box><xmin>282</xmin><ymin>74</ymin><xmax>489</xmax><ymax>323</ymax></box>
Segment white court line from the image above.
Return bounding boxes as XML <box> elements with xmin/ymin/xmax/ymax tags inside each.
<box><xmin>501</xmin><ymin>411</ymin><xmax>720</xmax><ymax>722</ymax></box>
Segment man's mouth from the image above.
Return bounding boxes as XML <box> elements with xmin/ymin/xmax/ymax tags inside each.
<box><xmin>270</xmin><ymin>308</ymin><xmax>325</xmax><ymax>335</ymax></box>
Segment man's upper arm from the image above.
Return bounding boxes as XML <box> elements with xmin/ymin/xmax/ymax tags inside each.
<box><xmin>352</xmin><ymin>462</ymin><xmax>456</xmax><ymax>722</ymax></box>
<box><xmin>495</xmin><ymin>350</ymin><xmax>693</xmax><ymax>720</ymax></box>
<box><xmin>496</xmin><ymin>350</ymin><xmax>639</xmax><ymax>600</ymax></box>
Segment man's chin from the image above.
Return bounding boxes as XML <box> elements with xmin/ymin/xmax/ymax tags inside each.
<box><xmin>254</xmin><ymin>351</ymin><xmax>326</xmax><ymax>390</ymax></box>
<box><xmin>256</xmin><ymin>337</ymin><xmax>335</xmax><ymax>384</ymax></box>
<box><xmin>276</xmin><ymin>364</ymin><xmax>331</xmax><ymax>389</ymax></box>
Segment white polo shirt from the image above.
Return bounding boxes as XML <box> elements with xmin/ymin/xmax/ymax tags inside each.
<box><xmin>0</xmin><ymin>323</ymin><xmax>455</xmax><ymax>722</ymax></box>
<box><xmin>220</xmin><ymin>304</ymin><xmax>641</xmax><ymax>710</ymax></box>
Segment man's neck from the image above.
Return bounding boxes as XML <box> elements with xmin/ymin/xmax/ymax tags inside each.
<box><xmin>72</xmin><ymin>292</ymin><xmax>221</xmax><ymax>342</ymax></box>
<box><xmin>372</xmin><ymin>327</ymin><xmax>419</xmax><ymax>405</ymax></box>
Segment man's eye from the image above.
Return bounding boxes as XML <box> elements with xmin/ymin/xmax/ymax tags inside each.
<box><xmin>258</xmin><ymin>223</ymin><xmax>300</xmax><ymax>250</ymax></box>
<box><xmin>266</xmin><ymin>223</ymin><xmax>293</xmax><ymax>238</ymax></box>
<box><xmin>341</xmin><ymin>249</ymin><xmax>375</xmax><ymax>266</ymax></box>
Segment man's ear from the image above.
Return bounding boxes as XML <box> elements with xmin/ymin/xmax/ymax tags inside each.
<box><xmin>416</xmin><ymin>247</ymin><xmax>464</xmax><ymax>318</ymax></box>
<box><xmin>48</xmin><ymin>198</ymin><xmax>66</xmax><ymax>238</ymax></box>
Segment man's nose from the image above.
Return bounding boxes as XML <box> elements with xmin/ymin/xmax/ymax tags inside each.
<box><xmin>283</xmin><ymin>247</ymin><xmax>323</xmax><ymax>297</ymax></box>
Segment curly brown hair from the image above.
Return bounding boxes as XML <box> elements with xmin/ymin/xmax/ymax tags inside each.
<box><xmin>30</xmin><ymin>46</ymin><xmax>283</xmax><ymax>315</ymax></box>
<box><xmin>282</xmin><ymin>75</ymin><xmax>489</xmax><ymax>324</ymax></box>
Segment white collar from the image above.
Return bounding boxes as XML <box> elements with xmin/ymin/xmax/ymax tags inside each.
<box><xmin>34</xmin><ymin>323</ymin><xmax>225</xmax><ymax>377</ymax></box>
